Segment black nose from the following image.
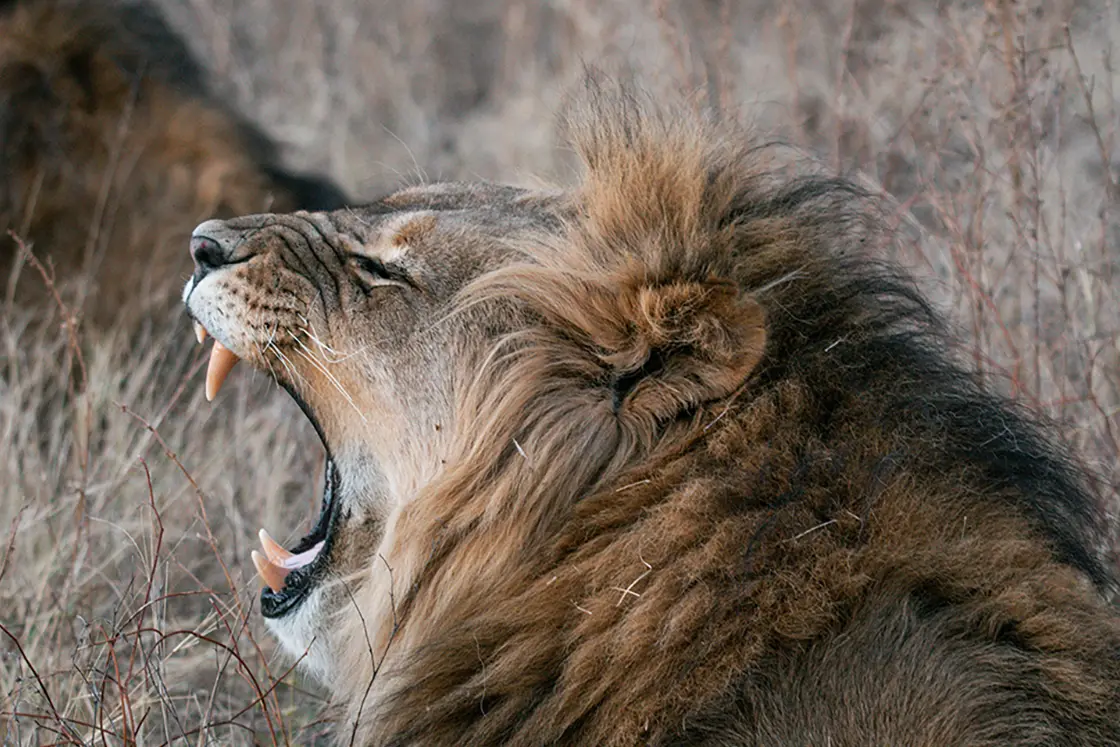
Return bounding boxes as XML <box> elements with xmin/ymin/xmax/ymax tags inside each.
<box><xmin>190</xmin><ymin>234</ymin><xmax>226</xmax><ymax>273</ymax></box>
<box><xmin>189</xmin><ymin>218</ymin><xmax>243</xmax><ymax>279</ymax></box>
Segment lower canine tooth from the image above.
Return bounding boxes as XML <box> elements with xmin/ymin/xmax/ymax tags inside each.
<box><xmin>252</xmin><ymin>550</ymin><xmax>290</xmax><ymax>593</ymax></box>
<box><xmin>259</xmin><ymin>528</ymin><xmax>293</xmax><ymax>564</ymax></box>
<box><xmin>205</xmin><ymin>340</ymin><xmax>240</xmax><ymax>401</ymax></box>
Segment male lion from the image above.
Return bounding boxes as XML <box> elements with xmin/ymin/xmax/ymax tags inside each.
<box><xmin>183</xmin><ymin>81</ymin><xmax>1120</xmax><ymax>745</ymax></box>
<box><xmin>0</xmin><ymin>0</ymin><xmax>345</xmax><ymax>325</ymax></box>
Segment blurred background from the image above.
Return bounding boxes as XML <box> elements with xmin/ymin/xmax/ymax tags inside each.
<box><xmin>3</xmin><ymin>0</ymin><xmax>1118</xmax><ymax>743</ymax></box>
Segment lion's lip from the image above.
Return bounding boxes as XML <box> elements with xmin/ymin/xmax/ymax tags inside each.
<box><xmin>189</xmin><ymin>319</ymin><xmax>341</xmax><ymax>618</ymax></box>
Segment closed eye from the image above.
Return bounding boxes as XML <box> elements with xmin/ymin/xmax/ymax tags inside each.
<box><xmin>347</xmin><ymin>254</ymin><xmax>409</xmax><ymax>291</ymax></box>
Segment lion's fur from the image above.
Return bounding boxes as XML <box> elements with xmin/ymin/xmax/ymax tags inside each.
<box><xmin>184</xmin><ymin>78</ymin><xmax>1120</xmax><ymax>745</ymax></box>
<box><xmin>0</xmin><ymin>0</ymin><xmax>344</xmax><ymax>325</ymax></box>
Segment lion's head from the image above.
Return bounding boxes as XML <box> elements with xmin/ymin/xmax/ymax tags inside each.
<box><xmin>183</xmin><ymin>80</ymin><xmax>1118</xmax><ymax>744</ymax></box>
<box><xmin>183</xmin><ymin>168</ymin><xmax>768</xmax><ymax>674</ymax></box>
<box><xmin>182</xmin><ymin>181</ymin><xmax>585</xmax><ymax>679</ymax></box>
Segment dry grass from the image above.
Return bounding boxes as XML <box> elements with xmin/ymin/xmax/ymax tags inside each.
<box><xmin>3</xmin><ymin>0</ymin><xmax>1118</xmax><ymax>743</ymax></box>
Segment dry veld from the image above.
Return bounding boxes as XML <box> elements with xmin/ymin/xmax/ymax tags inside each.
<box><xmin>2</xmin><ymin>0</ymin><xmax>1119</xmax><ymax>743</ymax></box>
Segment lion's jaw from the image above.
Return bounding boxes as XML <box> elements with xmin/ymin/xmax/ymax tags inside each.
<box><xmin>258</xmin><ymin>451</ymin><xmax>395</xmax><ymax>687</ymax></box>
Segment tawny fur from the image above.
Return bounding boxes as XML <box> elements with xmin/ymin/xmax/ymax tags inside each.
<box><xmin>182</xmin><ymin>78</ymin><xmax>1120</xmax><ymax>745</ymax></box>
<box><xmin>0</xmin><ymin>0</ymin><xmax>344</xmax><ymax>325</ymax></box>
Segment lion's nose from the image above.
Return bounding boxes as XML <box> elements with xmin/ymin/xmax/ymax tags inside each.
<box><xmin>190</xmin><ymin>235</ymin><xmax>225</xmax><ymax>273</ymax></box>
<box><xmin>190</xmin><ymin>219</ymin><xmax>243</xmax><ymax>279</ymax></box>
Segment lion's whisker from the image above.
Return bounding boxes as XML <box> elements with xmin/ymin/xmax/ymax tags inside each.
<box><xmin>256</xmin><ymin>342</ymin><xmax>280</xmax><ymax>390</ymax></box>
<box><xmin>298</xmin><ymin>325</ymin><xmax>368</xmax><ymax>365</ymax></box>
<box><xmin>267</xmin><ymin>340</ymin><xmax>307</xmax><ymax>395</ymax></box>
<box><xmin>290</xmin><ymin>336</ymin><xmax>368</xmax><ymax>423</ymax></box>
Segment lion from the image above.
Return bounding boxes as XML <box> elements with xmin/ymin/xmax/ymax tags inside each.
<box><xmin>0</xmin><ymin>0</ymin><xmax>345</xmax><ymax>326</ymax></box>
<box><xmin>182</xmin><ymin>79</ymin><xmax>1120</xmax><ymax>745</ymax></box>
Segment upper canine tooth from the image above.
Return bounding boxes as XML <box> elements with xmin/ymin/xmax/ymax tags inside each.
<box><xmin>193</xmin><ymin>320</ymin><xmax>208</xmax><ymax>345</ymax></box>
<box><xmin>205</xmin><ymin>340</ymin><xmax>240</xmax><ymax>401</ymax></box>
<box><xmin>251</xmin><ymin>550</ymin><xmax>290</xmax><ymax>593</ymax></box>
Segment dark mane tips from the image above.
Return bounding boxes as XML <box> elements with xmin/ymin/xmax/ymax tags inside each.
<box><xmin>555</xmin><ymin>76</ymin><xmax>1113</xmax><ymax>588</ymax></box>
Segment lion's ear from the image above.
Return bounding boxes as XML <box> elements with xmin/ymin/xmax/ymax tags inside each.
<box><xmin>589</xmin><ymin>276</ymin><xmax>767</xmax><ymax>424</ymax></box>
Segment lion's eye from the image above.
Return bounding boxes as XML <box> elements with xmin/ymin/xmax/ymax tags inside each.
<box><xmin>348</xmin><ymin>255</ymin><xmax>407</xmax><ymax>291</ymax></box>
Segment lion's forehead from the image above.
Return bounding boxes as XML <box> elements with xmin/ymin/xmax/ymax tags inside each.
<box><xmin>358</xmin><ymin>182</ymin><xmax>567</xmax><ymax>233</ymax></box>
<box><xmin>380</xmin><ymin>181</ymin><xmax>548</xmax><ymax>210</ymax></box>
<box><xmin>288</xmin><ymin>185</ymin><xmax>566</xmax><ymax>272</ymax></box>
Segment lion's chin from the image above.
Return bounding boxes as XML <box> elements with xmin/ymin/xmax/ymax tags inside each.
<box><xmin>264</xmin><ymin>582</ymin><xmax>337</xmax><ymax>683</ymax></box>
<box><xmin>190</xmin><ymin>318</ymin><xmax>344</xmax><ymax>620</ymax></box>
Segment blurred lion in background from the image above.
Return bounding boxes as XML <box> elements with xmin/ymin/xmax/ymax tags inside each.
<box><xmin>182</xmin><ymin>76</ymin><xmax>1120</xmax><ymax>745</ymax></box>
<box><xmin>0</xmin><ymin>0</ymin><xmax>345</xmax><ymax>327</ymax></box>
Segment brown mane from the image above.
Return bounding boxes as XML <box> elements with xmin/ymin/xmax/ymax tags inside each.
<box><xmin>328</xmin><ymin>78</ymin><xmax>1119</xmax><ymax>744</ymax></box>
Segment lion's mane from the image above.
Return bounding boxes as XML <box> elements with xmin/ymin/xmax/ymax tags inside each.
<box><xmin>332</xmin><ymin>79</ymin><xmax>1119</xmax><ymax>745</ymax></box>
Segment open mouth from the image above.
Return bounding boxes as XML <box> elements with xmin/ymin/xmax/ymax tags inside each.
<box><xmin>193</xmin><ymin>320</ymin><xmax>341</xmax><ymax>619</ymax></box>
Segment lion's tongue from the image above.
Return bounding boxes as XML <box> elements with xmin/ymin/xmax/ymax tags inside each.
<box><xmin>251</xmin><ymin>528</ymin><xmax>325</xmax><ymax>593</ymax></box>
